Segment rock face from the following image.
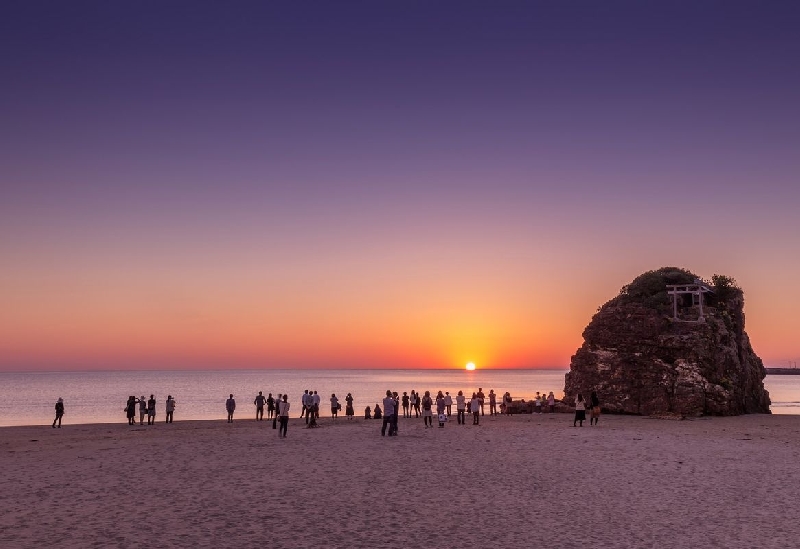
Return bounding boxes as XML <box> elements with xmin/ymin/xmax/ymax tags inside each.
<box><xmin>564</xmin><ymin>268</ymin><xmax>771</xmax><ymax>416</ymax></box>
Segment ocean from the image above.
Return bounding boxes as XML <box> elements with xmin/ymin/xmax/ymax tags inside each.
<box><xmin>0</xmin><ymin>369</ymin><xmax>796</xmax><ymax>427</ymax></box>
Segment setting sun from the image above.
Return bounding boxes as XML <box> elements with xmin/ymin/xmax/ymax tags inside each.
<box><xmin>465</xmin><ymin>362</ymin><xmax>476</xmax><ymax>371</ymax></box>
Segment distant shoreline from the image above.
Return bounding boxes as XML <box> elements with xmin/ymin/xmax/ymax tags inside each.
<box><xmin>766</xmin><ymin>368</ymin><xmax>800</xmax><ymax>375</ymax></box>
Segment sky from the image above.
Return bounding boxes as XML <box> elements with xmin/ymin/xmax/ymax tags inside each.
<box><xmin>1</xmin><ymin>1</ymin><xmax>799</xmax><ymax>371</ymax></box>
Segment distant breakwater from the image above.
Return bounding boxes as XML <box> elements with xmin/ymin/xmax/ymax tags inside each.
<box><xmin>766</xmin><ymin>368</ymin><xmax>800</xmax><ymax>375</ymax></box>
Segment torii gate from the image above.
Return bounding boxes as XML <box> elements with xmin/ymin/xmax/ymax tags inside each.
<box><xmin>667</xmin><ymin>280</ymin><xmax>714</xmax><ymax>321</ymax></box>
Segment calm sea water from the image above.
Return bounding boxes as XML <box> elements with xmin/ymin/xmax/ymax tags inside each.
<box><xmin>0</xmin><ymin>369</ymin><xmax>567</xmax><ymax>427</ymax></box>
<box><xmin>0</xmin><ymin>369</ymin><xmax>796</xmax><ymax>427</ymax></box>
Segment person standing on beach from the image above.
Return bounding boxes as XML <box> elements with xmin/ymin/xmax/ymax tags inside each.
<box><xmin>574</xmin><ymin>393</ymin><xmax>586</xmax><ymax>427</ymax></box>
<box><xmin>456</xmin><ymin>391</ymin><xmax>466</xmax><ymax>425</ymax></box>
<box><xmin>267</xmin><ymin>393</ymin><xmax>275</xmax><ymax>419</ymax></box>
<box><xmin>504</xmin><ymin>392</ymin><xmax>513</xmax><ymax>416</ymax></box>
<box><xmin>226</xmin><ymin>394</ymin><xmax>236</xmax><ymax>423</ymax></box>
<box><xmin>470</xmin><ymin>392</ymin><xmax>481</xmax><ymax>425</ymax></box>
<box><xmin>345</xmin><ymin>393</ymin><xmax>354</xmax><ymax>420</ymax></box>
<box><xmin>301</xmin><ymin>390</ymin><xmax>309</xmax><ymax>421</ymax></box>
<box><xmin>435</xmin><ymin>391</ymin><xmax>446</xmax><ymax>418</ymax></box>
<box><xmin>413</xmin><ymin>390</ymin><xmax>421</xmax><ymax>418</ymax></box>
<box><xmin>409</xmin><ymin>390</ymin><xmax>418</xmax><ymax>418</ymax></box>
<box><xmin>402</xmin><ymin>392</ymin><xmax>410</xmax><ymax>418</ymax></box>
<box><xmin>421</xmin><ymin>391</ymin><xmax>433</xmax><ymax>428</ymax></box>
<box><xmin>138</xmin><ymin>395</ymin><xmax>147</xmax><ymax>425</ymax></box>
<box><xmin>590</xmin><ymin>391</ymin><xmax>600</xmax><ymax>425</ymax></box>
<box><xmin>381</xmin><ymin>390</ymin><xmax>395</xmax><ymax>436</ymax></box>
<box><xmin>489</xmin><ymin>390</ymin><xmax>497</xmax><ymax>416</ymax></box>
<box><xmin>165</xmin><ymin>395</ymin><xmax>175</xmax><ymax>423</ymax></box>
<box><xmin>125</xmin><ymin>396</ymin><xmax>136</xmax><ymax>425</ymax></box>
<box><xmin>272</xmin><ymin>394</ymin><xmax>281</xmax><ymax>429</ymax></box>
<box><xmin>547</xmin><ymin>392</ymin><xmax>555</xmax><ymax>413</ymax></box>
<box><xmin>147</xmin><ymin>395</ymin><xmax>156</xmax><ymax>425</ymax></box>
<box><xmin>254</xmin><ymin>391</ymin><xmax>266</xmax><ymax>421</ymax></box>
<box><xmin>330</xmin><ymin>394</ymin><xmax>340</xmax><ymax>419</ymax></box>
<box><xmin>477</xmin><ymin>388</ymin><xmax>486</xmax><ymax>416</ymax></box>
<box><xmin>312</xmin><ymin>391</ymin><xmax>321</xmax><ymax>420</ymax></box>
<box><xmin>444</xmin><ymin>392</ymin><xmax>453</xmax><ymax>416</ymax></box>
<box><xmin>278</xmin><ymin>394</ymin><xmax>290</xmax><ymax>437</ymax></box>
<box><xmin>390</xmin><ymin>392</ymin><xmax>400</xmax><ymax>435</ymax></box>
<box><xmin>52</xmin><ymin>397</ymin><xmax>64</xmax><ymax>428</ymax></box>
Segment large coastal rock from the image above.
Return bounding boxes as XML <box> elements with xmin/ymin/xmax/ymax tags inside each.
<box><xmin>564</xmin><ymin>268</ymin><xmax>771</xmax><ymax>416</ymax></box>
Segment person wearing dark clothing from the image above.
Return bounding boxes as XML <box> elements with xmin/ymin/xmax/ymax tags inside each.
<box><xmin>345</xmin><ymin>393</ymin><xmax>355</xmax><ymax>420</ymax></box>
<box><xmin>226</xmin><ymin>394</ymin><xmax>236</xmax><ymax>423</ymax></box>
<box><xmin>278</xmin><ymin>395</ymin><xmax>290</xmax><ymax>437</ymax></box>
<box><xmin>53</xmin><ymin>398</ymin><xmax>64</xmax><ymax>428</ymax></box>
<box><xmin>364</xmin><ymin>406</ymin><xmax>372</xmax><ymax>419</ymax></box>
<box><xmin>373</xmin><ymin>404</ymin><xmax>382</xmax><ymax>420</ymax></box>
<box><xmin>254</xmin><ymin>391</ymin><xmax>266</xmax><ymax>421</ymax></box>
<box><xmin>267</xmin><ymin>393</ymin><xmax>275</xmax><ymax>419</ymax></box>
<box><xmin>389</xmin><ymin>392</ymin><xmax>400</xmax><ymax>435</ymax></box>
<box><xmin>147</xmin><ymin>395</ymin><xmax>156</xmax><ymax>425</ymax></box>
<box><xmin>165</xmin><ymin>395</ymin><xmax>175</xmax><ymax>423</ymax></box>
<box><xmin>421</xmin><ymin>391</ymin><xmax>434</xmax><ymax>428</ymax></box>
<box><xmin>590</xmin><ymin>391</ymin><xmax>601</xmax><ymax>425</ymax></box>
<box><xmin>125</xmin><ymin>396</ymin><xmax>137</xmax><ymax>425</ymax></box>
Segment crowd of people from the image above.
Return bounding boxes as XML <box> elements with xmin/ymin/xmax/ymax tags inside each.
<box><xmin>50</xmin><ymin>387</ymin><xmax>602</xmax><ymax>432</ymax></box>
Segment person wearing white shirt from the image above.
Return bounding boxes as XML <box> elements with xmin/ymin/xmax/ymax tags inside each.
<box><xmin>470</xmin><ymin>393</ymin><xmax>481</xmax><ymax>425</ymax></box>
<box><xmin>278</xmin><ymin>395</ymin><xmax>291</xmax><ymax>437</ymax></box>
<box><xmin>444</xmin><ymin>392</ymin><xmax>453</xmax><ymax>416</ymax></box>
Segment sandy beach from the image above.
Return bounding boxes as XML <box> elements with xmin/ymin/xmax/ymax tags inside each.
<box><xmin>2</xmin><ymin>413</ymin><xmax>799</xmax><ymax>548</ymax></box>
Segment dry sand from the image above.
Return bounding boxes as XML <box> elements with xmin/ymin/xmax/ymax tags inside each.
<box><xmin>1</xmin><ymin>412</ymin><xmax>799</xmax><ymax>548</ymax></box>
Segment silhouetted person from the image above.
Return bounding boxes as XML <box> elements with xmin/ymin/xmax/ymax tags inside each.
<box><xmin>137</xmin><ymin>395</ymin><xmax>147</xmax><ymax>425</ymax></box>
<box><xmin>254</xmin><ymin>391</ymin><xmax>266</xmax><ymax>421</ymax></box>
<box><xmin>477</xmin><ymin>388</ymin><xmax>485</xmax><ymax>416</ymax></box>
<box><xmin>364</xmin><ymin>406</ymin><xmax>372</xmax><ymax>419</ymax></box>
<box><xmin>445</xmin><ymin>392</ymin><xmax>453</xmax><ymax>416</ymax></box>
<box><xmin>52</xmin><ymin>397</ymin><xmax>64</xmax><ymax>428</ymax></box>
<box><xmin>267</xmin><ymin>393</ymin><xmax>275</xmax><ymax>419</ymax></box>
<box><xmin>489</xmin><ymin>390</ymin><xmax>497</xmax><ymax>416</ymax></box>
<box><xmin>421</xmin><ymin>391</ymin><xmax>433</xmax><ymax>428</ymax></box>
<box><xmin>278</xmin><ymin>394</ymin><xmax>290</xmax><ymax>437</ymax></box>
<box><xmin>390</xmin><ymin>392</ymin><xmax>400</xmax><ymax>435</ymax></box>
<box><xmin>330</xmin><ymin>393</ymin><xmax>340</xmax><ymax>419</ymax></box>
<box><xmin>147</xmin><ymin>395</ymin><xmax>156</xmax><ymax>425</ymax></box>
<box><xmin>165</xmin><ymin>395</ymin><xmax>175</xmax><ymax>423</ymax></box>
<box><xmin>590</xmin><ymin>391</ymin><xmax>600</xmax><ymax>425</ymax></box>
<box><xmin>226</xmin><ymin>394</ymin><xmax>236</xmax><ymax>423</ymax></box>
<box><xmin>373</xmin><ymin>404</ymin><xmax>382</xmax><ymax>419</ymax></box>
<box><xmin>272</xmin><ymin>394</ymin><xmax>281</xmax><ymax>429</ymax></box>
<box><xmin>125</xmin><ymin>396</ymin><xmax>137</xmax><ymax>425</ymax></box>
<box><xmin>345</xmin><ymin>393</ymin><xmax>354</xmax><ymax>419</ymax></box>
<box><xmin>402</xmin><ymin>392</ymin><xmax>410</xmax><ymax>418</ymax></box>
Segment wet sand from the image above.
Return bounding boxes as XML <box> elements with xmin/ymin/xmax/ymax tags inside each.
<box><xmin>1</xmin><ymin>413</ymin><xmax>798</xmax><ymax>548</ymax></box>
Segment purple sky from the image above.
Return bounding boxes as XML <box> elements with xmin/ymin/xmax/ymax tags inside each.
<box><xmin>2</xmin><ymin>1</ymin><xmax>799</xmax><ymax>370</ymax></box>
